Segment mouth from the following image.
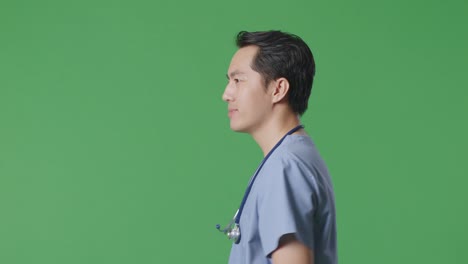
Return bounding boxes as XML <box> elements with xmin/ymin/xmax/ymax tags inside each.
<box><xmin>228</xmin><ymin>109</ymin><xmax>237</xmax><ymax>118</ymax></box>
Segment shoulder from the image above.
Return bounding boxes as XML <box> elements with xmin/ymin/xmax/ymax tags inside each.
<box><xmin>259</xmin><ymin>135</ymin><xmax>319</xmax><ymax>183</ymax></box>
<box><xmin>256</xmin><ymin>134</ymin><xmax>332</xmax><ymax>196</ymax></box>
<box><xmin>267</xmin><ymin>134</ymin><xmax>323</xmax><ymax>173</ymax></box>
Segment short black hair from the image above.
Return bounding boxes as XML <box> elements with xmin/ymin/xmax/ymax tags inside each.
<box><xmin>236</xmin><ymin>30</ymin><xmax>316</xmax><ymax>116</ymax></box>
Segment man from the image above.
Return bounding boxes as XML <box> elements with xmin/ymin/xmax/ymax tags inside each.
<box><xmin>220</xmin><ymin>30</ymin><xmax>337</xmax><ymax>264</ymax></box>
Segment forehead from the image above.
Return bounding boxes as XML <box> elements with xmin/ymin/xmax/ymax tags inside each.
<box><xmin>228</xmin><ymin>45</ymin><xmax>259</xmax><ymax>74</ymax></box>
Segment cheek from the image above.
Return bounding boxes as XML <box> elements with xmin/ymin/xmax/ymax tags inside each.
<box><xmin>238</xmin><ymin>82</ymin><xmax>270</xmax><ymax>111</ymax></box>
<box><xmin>245</xmin><ymin>95</ymin><xmax>270</xmax><ymax>116</ymax></box>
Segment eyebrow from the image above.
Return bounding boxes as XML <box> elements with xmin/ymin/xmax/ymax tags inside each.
<box><xmin>226</xmin><ymin>70</ymin><xmax>245</xmax><ymax>79</ymax></box>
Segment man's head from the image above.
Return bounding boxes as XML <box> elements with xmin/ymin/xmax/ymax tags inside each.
<box><xmin>236</xmin><ymin>31</ymin><xmax>316</xmax><ymax>115</ymax></box>
<box><xmin>223</xmin><ymin>30</ymin><xmax>316</xmax><ymax>133</ymax></box>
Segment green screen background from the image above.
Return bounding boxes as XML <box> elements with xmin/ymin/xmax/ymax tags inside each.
<box><xmin>1</xmin><ymin>0</ymin><xmax>467</xmax><ymax>263</ymax></box>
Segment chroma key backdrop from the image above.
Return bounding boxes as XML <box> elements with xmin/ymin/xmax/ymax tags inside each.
<box><xmin>0</xmin><ymin>0</ymin><xmax>467</xmax><ymax>263</ymax></box>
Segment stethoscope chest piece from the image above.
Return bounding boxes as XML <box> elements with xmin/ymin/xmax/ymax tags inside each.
<box><xmin>227</xmin><ymin>224</ymin><xmax>241</xmax><ymax>243</ymax></box>
<box><xmin>216</xmin><ymin>211</ymin><xmax>242</xmax><ymax>244</ymax></box>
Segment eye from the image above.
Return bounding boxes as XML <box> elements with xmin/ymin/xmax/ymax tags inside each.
<box><xmin>234</xmin><ymin>78</ymin><xmax>240</xmax><ymax>83</ymax></box>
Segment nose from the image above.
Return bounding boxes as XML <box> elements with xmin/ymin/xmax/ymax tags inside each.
<box><xmin>222</xmin><ymin>82</ymin><xmax>234</xmax><ymax>102</ymax></box>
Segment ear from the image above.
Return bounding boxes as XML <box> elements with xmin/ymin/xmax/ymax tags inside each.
<box><xmin>270</xmin><ymin>77</ymin><xmax>290</xmax><ymax>104</ymax></box>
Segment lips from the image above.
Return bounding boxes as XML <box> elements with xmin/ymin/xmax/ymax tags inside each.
<box><xmin>228</xmin><ymin>109</ymin><xmax>237</xmax><ymax>118</ymax></box>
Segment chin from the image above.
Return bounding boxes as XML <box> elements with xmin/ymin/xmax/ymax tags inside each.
<box><xmin>229</xmin><ymin>122</ymin><xmax>249</xmax><ymax>133</ymax></box>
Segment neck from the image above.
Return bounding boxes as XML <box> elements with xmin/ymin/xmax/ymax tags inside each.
<box><xmin>251</xmin><ymin>114</ymin><xmax>303</xmax><ymax>157</ymax></box>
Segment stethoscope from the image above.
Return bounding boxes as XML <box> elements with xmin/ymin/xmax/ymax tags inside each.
<box><xmin>216</xmin><ymin>124</ymin><xmax>304</xmax><ymax>244</ymax></box>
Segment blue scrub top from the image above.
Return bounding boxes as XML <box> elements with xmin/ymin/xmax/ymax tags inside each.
<box><xmin>228</xmin><ymin>134</ymin><xmax>337</xmax><ymax>264</ymax></box>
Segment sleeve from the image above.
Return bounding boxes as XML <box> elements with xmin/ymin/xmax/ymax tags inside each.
<box><xmin>257</xmin><ymin>153</ymin><xmax>318</xmax><ymax>258</ymax></box>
